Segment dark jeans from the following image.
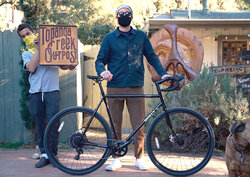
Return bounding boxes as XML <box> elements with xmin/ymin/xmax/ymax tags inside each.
<box><xmin>29</xmin><ymin>91</ymin><xmax>60</xmax><ymax>154</ymax></box>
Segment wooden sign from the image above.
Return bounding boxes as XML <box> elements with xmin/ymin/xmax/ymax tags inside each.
<box><xmin>237</xmin><ymin>75</ymin><xmax>250</xmax><ymax>88</ymax></box>
<box><xmin>236</xmin><ymin>74</ymin><xmax>250</xmax><ymax>94</ymax></box>
<box><xmin>39</xmin><ymin>25</ymin><xmax>78</xmax><ymax>65</ymax></box>
<box><xmin>210</xmin><ymin>64</ymin><xmax>250</xmax><ymax>75</ymax></box>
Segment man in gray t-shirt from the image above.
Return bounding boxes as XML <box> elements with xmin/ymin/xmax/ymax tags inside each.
<box><xmin>17</xmin><ymin>23</ymin><xmax>75</xmax><ymax>168</ymax></box>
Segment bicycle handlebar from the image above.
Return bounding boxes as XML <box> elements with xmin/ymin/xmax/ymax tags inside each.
<box><xmin>155</xmin><ymin>73</ymin><xmax>185</xmax><ymax>92</ymax></box>
<box><xmin>87</xmin><ymin>73</ymin><xmax>185</xmax><ymax>92</ymax></box>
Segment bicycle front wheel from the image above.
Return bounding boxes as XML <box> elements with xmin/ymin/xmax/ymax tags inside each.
<box><xmin>146</xmin><ymin>107</ymin><xmax>214</xmax><ymax>176</ymax></box>
<box><xmin>44</xmin><ymin>106</ymin><xmax>112</xmax><ymax>175</ymax></box>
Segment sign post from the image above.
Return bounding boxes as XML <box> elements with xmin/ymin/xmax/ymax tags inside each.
<box><xmin>39</xmin><ymin>24</ymin><xmax>78</xmax><ymax>65</ymax></box>
<box><xmin>210</xmin><ymin>64</ymin><xmax>250</xmax><ymax>75</ymax></box>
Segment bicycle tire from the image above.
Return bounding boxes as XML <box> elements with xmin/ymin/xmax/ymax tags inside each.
<box><xmin>146</xmin><ymin>107</ymin><xmax>214</xmax><ymax>176</ymax></box>
<box><xmin>44</xmin><ymin>106</ymin><xmax>112</xmax><ymax>175</ymax></box>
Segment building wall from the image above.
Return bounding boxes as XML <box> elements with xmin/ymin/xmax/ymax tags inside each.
<box><xmin>180</xmin><ymin>26</ymin><xmax>250</xmax><ymax>66</ymax></box>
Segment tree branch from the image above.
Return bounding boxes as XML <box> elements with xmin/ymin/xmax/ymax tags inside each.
<box><xmin>0</xmin><ymin>1</ymin><xmax>13</xmax><ymax>7</ymax></box>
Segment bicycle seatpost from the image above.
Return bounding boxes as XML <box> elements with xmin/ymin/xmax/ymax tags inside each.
<box><xmin>97</xmin><ymin>80</ymin><xmax>106</xmax><ymax>97</ymax></box>
<box><xmin>89</xmin><ymin>75</ymin><xmax>106</xmax><ymax>97</ymax></box>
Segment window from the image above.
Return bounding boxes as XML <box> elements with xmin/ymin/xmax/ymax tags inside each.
<box><xmin>222</xmin><ymin>41</ymin><xmax>248</xmax><ymax>65</ymax></box>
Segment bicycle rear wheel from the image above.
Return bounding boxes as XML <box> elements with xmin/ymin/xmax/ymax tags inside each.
<box><xmin>44</xmin><ymin>106</ymin><xmax>112</xmax><ymax>175</ymax></box>
<box><xmin>146</xmin><ymin>107</ymin><xmax>214</xmax><ymax>176</ymax></box>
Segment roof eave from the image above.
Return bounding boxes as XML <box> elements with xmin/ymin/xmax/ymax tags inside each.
<box><xmin>148</xmin><ymin>19</ymin><xmax>250</xmax><ymax>29</ymax></box>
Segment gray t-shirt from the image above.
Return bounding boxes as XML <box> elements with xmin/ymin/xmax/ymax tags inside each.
<box><xmin>22</xmin><ymin>51</ymin><xmax>59</xmax><ymax>93</ymax></box>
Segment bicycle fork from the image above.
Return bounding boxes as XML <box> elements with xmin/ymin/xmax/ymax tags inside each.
<box><xmin>156</xmin><ymin>83</ymin><xmax>184</xmax><ymax>146</ymax></box>
<box><xmin>164</xmin><ymin>110</ymin><xmax>184</xmax><ymax>146</ymax></box>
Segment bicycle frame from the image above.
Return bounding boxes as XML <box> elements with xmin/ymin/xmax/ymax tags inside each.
<box><xmin>83</xmin><ymin>77</ymin><xmax>177</xmax><ymax>150</ymax></box>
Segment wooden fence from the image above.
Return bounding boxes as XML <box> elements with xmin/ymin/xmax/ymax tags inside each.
<box><xmin>0</xmin><ymin>30</ymin><xmax>28</xmax><ymax>143</ymax></box>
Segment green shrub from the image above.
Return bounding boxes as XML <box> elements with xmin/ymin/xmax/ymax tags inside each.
<box><xmin>147</xmin><ymin>66</ymin><xmax>249</xmax><ymax>151</ymax></box>
<box><xmin>0</xmin><ymin>142</ymin><xmax>24</xmax><ymax>149</ymax></box>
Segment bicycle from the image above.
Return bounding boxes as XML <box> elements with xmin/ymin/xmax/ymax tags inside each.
<box><xmin>44</xmin><ymin>73</ymin><xmax>215</xmax><ymax>176</ymax></box>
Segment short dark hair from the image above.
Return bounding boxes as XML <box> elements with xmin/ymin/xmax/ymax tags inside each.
<box><xmin>17</xmin><ymin>23</ymin><xmax>34</xmax><ymax>37</ymax></box>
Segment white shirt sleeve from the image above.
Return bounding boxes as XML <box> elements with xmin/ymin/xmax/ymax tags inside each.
<box><xmin>22</xmin><ymin>51</ymin><xmax>33</xmax><ymax>71</ymax></box>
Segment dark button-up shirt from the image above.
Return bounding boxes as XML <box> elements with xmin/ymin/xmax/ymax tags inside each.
<box><xmin>95</xmin><ymin>27</ymin><xmax>167</xmax><ymax>87</ymax></box>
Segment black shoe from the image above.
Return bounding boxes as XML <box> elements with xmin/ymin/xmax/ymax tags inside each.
<box><xmin>35</xmin><ymin>157</ymin><xmax>50</xmax><ymax>168</ymax></box>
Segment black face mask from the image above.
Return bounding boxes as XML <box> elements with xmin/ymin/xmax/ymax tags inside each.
<box><xmin>118</xmin><ymin>15</ymin><xmax>132</xmax><ymax>27</ymax></box>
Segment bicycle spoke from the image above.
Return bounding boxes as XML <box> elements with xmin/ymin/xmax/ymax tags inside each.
<box><xmin>147</xmin><ymin>108</ymin><xmax>214</xmax><ymax>176</ymax></box>
<box><xmin>44</xmin><ymin>107</ymin><xmax>112</xmax><ymax>175</ymax></box>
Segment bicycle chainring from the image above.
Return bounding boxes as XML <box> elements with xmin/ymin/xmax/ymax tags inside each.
<box><xmin>113</xmin><ymin>141</ymin><xmax>128</xmax><ymax>157</ymax></box>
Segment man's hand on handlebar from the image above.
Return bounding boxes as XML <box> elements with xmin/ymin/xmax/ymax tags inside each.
<box><xmin>161</xmin><ymin>74</ymin><xmax>172</xmax><ymax>80</ymax></box>
<box><xmin>100</xmin><ymin>70</ymin><xmax>113</xmax><ymax>81</ymax></box>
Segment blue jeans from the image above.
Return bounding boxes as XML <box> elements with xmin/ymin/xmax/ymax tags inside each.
<box><xmin>29</xmin><ymin>91</ymin><xmax>60</xmax><ymax>154</ymax></box>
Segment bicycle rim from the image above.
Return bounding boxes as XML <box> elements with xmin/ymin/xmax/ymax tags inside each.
<box><xmin>146</xmin><ymin>107</ymin><xmax>214</xmax><ymax>176</ymax></box>
<box><xmin>44</xmin><ymin>106</ymin><xmax>112</xmax><ymax>175</ymax></box>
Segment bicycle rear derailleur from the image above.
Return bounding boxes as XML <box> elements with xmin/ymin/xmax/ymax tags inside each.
<box><xmin>68</xmin><ymin>131</ymin><xmax>88</xmax><ymax>160</ymax></box>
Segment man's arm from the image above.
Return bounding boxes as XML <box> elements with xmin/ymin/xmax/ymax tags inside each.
<box><xmin>95</xmin><ymin>35</ymin><xmax>113</xmax><ymax>80</ymax></box>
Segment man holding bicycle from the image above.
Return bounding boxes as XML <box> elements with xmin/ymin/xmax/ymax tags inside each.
<box><xmin>95</xmin><ymin>4</ymin><xmax>169</xmax><ymax>171</ymax></box>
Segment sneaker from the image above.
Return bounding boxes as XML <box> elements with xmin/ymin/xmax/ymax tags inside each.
<box><xmin>32</xmin><ymin>145</ymin><xmax>40</xmax><ymax>159</ymax></box>
<box><xmin>105</xmin><ymin>159</ymin><xmax>122</xmax><ymax>171</ymax></box>
<box><xmin>35</xmin><ymin>157</ymin><xmax>50</xmax><ymax>168</ymax></box>
<box><xmin>135</xmin><ymin>158</ymin><xmax>149</xmax><ymax>171</ymax></box>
